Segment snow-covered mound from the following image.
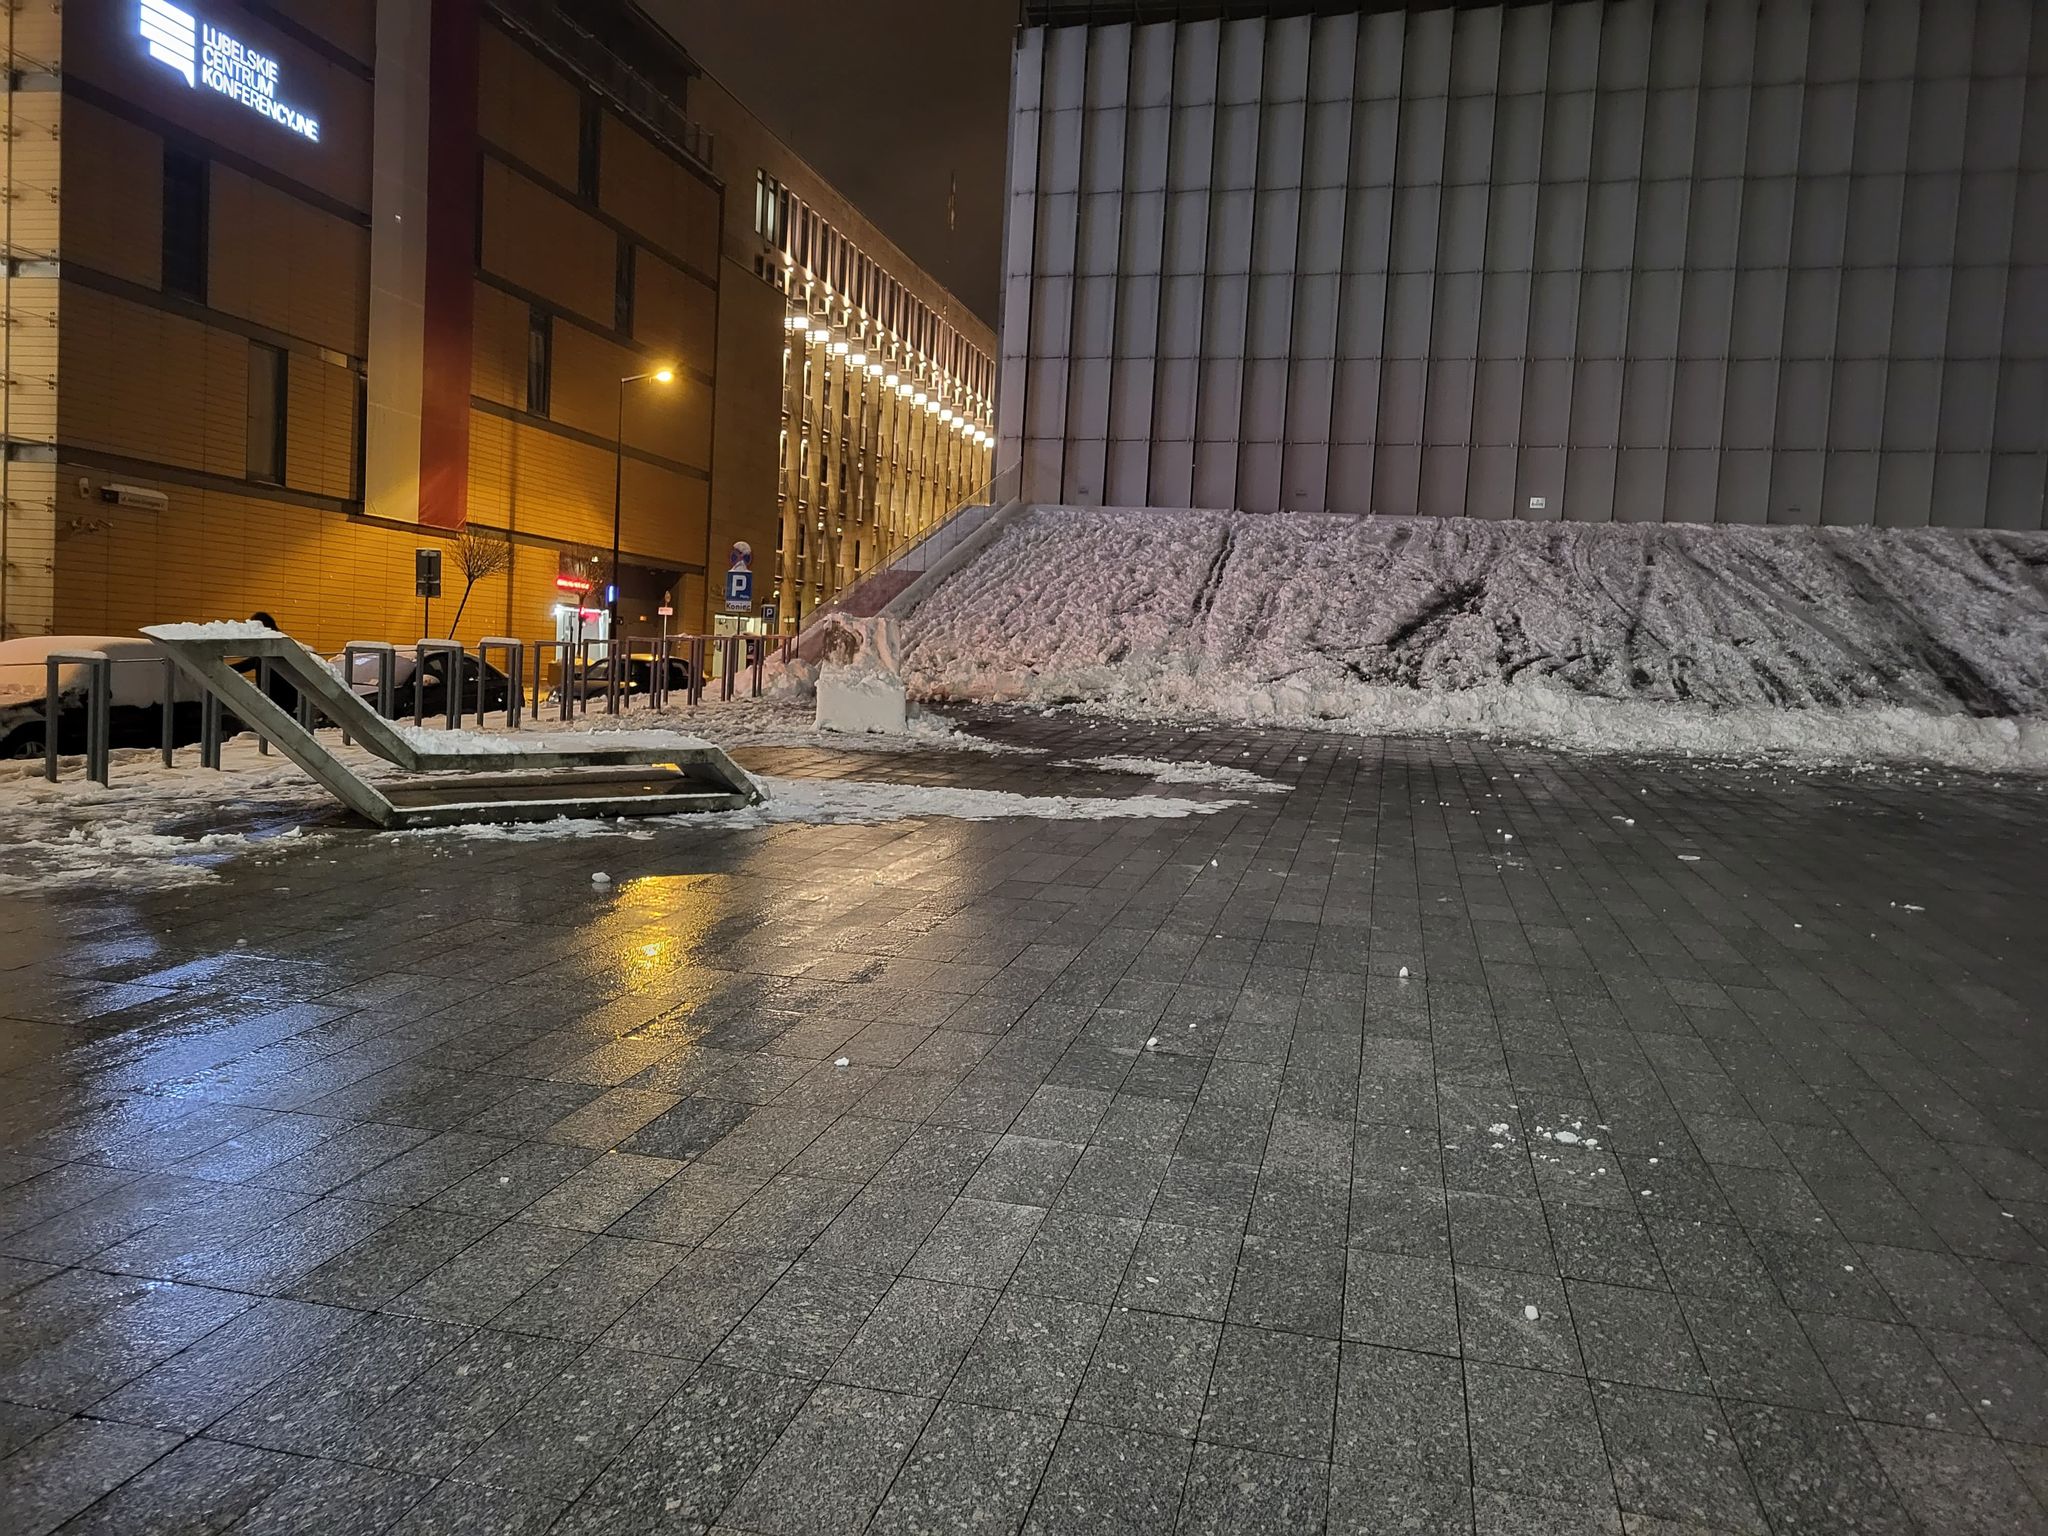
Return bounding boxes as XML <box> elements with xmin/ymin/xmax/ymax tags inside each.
<box><xmin>906</xmin><ymin>507</ymin><xmax>2048</xmax><ymax>772</ymax></box>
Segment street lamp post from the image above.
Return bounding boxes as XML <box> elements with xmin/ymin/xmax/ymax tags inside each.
<box><xmin>611</xmin><ymin>367</ymin><xmax>676</xmax><ymax>647</ymax></box>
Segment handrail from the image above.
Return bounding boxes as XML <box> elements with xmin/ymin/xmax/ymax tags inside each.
<box><xmin>801</xmin><ymin>462</ymin><xmax>1021</xmax><ymax>634</ymax></box>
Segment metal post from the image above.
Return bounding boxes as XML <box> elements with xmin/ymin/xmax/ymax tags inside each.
<box><xmin>415</xmin><ymin>640</ymin><xmax>465</xmax><ymax>729</ymax></box>
<box><xmin>41</xmin><ymin>655</ymin><xmax>60</xmax><ymax>783</ymax></box>
<box><xmin>160</xmin><ymin>656</ymin><xmax>176</xmax><ymax>767</ymax></box>
<box><xmin>750</xmin><ymin>636</ymin><xmax>765</xmax><ymax>698</ymax></box>
<box><xmin>88</xmin><ymin>655</ymin><xmax>111</xmax><ymax>785</ymax></box>
<box><xmin>577</xmin><ymin>638</ymin><xmax>596</xmax><ymax>715</ymax></box>
<box><xmin>720</xmin><ymin>637</ymin><xmax>738</xmax><ymax>702</ymax></box>
<box><xmin>341</xmin><ymin>643</ymin><xmax>395</xmax><ymax>746</ymax></box>
<box><xmin>201</xmin><ymin>691</ymin><xmax>222</xmax><ymax>769</ymax></box>
<box><xmin>256</xmin><ymin>656</ymin><xmax>272</xmax><ymax>754</ymax></box>
<box><xmin>606</xmin><ymin>636</ymin><xmax>620</xmax><ymax>716</ymax></box>
<box><xmin>477</xmin><ymin>640</ymin><xmax>523</xmax><ymax>728</ymax></box>
<box><xmin>687</xmin><ymin>636</ymin><xmax>705</xmax><ymax>707</ymax></box>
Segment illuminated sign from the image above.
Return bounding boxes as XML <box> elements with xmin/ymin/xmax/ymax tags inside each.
<box><xmin>554</xmin><ymin>574</ymin><xmax>595</xmax><ymax>595</ymax></box>
<box><xmin>139</xmin><ymin>0</ymin><xmax>321</xmax><ymax>142</ymax></box>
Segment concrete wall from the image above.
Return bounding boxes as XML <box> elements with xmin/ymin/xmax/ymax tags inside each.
<box><xmin>1000</xmin><ymin>0</ymin><xmax>2048</xmax><ymax>529</ymax></box>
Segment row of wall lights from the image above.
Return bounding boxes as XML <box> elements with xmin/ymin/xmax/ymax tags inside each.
<box><xmin>783</xmin><ymin>312</ymin><xmax>993</xmax><ymax>445</ymax></box>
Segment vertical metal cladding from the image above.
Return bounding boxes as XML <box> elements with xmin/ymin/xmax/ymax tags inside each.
<box><xmin>1000</xmin><ymin>0</ymin><xmax>2048</xmax><ymax>530</ymax></box>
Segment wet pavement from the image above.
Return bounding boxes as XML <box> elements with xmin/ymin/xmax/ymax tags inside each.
<box><xmin>1</xmin><ymin>711</ymin><xmax>2046</xmax><ymax>1534</ymax></box>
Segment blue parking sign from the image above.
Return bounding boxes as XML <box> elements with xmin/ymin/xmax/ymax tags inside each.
<box><xmin>724</xmin><ymin>570</ymin><xmax>754</xmax><ymax>611</ymax></box>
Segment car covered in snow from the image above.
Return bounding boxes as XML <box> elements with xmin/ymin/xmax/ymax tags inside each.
<box><xmin>0</xmin><ymin>635</ymin><xmax>206</xmax><ymax>759</ymax></box>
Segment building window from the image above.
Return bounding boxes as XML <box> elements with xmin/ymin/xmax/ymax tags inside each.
<box><xmin>615</xmin><ymin>240</ymin><xmax>636</xmax><ymax>335</ymax></box>
<box><xmin>577</xmin><ymin>96</ymin><xmax>602</xmax><ymax>199</ymax></box>
<box><xmin>246</xmin><ymin>342</ymin><xmax>287</xmax><ymax>485</ymax></box>
<box><xmin>162</xmin><ymin>148</ymin><xmax>208</xmax><ymax>302</ymax></box>
<box><xmin>527</xmin><ymin>307</ymin><xmax>552</xmax><ymax>417</ymax></box>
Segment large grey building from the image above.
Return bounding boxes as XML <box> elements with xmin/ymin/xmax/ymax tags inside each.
<box><xmin>997</xmin><ymin>0</ymin><xmax>2047</xmax><ymax>528</ymax></box>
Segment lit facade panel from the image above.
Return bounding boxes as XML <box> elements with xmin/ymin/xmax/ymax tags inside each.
<box><xmin>1003</xmin><ymin>0</ymin><xmax>2048</xmax><ymax>529</ymax></box>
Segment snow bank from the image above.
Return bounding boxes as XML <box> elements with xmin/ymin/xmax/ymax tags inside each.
<box><xmin>908</xmin><ymin>507</ymin><xmax>2048</xmax><ymax>772</ymax></box>
<box><xmin>143</xmin><ymin>620</ymin><xmax>284</xmax><ymax>640</ymax></box>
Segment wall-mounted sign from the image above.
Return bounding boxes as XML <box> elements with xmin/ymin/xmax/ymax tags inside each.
<box><xmin>140</xmin><ymin>0</ymin><xmax>322</xmax><ymax>143</ymax></box>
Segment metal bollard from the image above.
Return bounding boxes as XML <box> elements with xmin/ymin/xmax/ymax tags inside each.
<box><xmin>255</xmin><ymin>656</ymin><xmax>272</xmax><ymax>755</ymax></box>
<box><xmin>686</xmin><ymin>636</ymin><xmax>706</xmax><ymax>707</ymax></box>
<box><xmin>477</xmin><ymin>639</ymin><xmax>523</xmax><ymax>728</ymax></box>
<box><xmin>160</xmin><ymin>656</ymin><xmax>177</xmax><ymax>767</ymax></box>
<box><xmin>750</xmin><ymin>637</ymin><xmax>765</xmax><ymax>698</ymax></box>
<box><xmin>341</xmin><ymin>642</ymin><xmax>395</xmax><ymax>745</ymax></box>
<box><xmin>44</xmin><ymin>652</ymin><xmax>111</xmax><ymax>785</ymax></box>
<box><xmin>201</xmin><ymin>691</ymin><xmax>223</xmax><ymax>769</ymax></box>
<box><xmin>719</xmin><ymin>637</ymin><xmax>739</xmax><ymax>702</ymax></box>
<box><xmin>414</xmin><ymin>640</ymin><xmax>465</xmax><ymax>729</ymax></box>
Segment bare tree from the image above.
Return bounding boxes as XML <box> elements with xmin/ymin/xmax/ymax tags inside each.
<box><xmin>446</xmin><ymin>530</ymin><xmax>512</xmax><ymax>636</ymax></box>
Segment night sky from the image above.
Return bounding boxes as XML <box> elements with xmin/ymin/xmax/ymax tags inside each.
<box><xmin>644</xmin><ymin>0</ymin><xmax>1016</xmax><ymax>329</ymax></box>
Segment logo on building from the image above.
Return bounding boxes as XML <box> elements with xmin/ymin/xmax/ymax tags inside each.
<box><xmin>139</xmin><ymin>0</ymin><xmax>196</xmax><ymax>87</ymax></box>
<box><xmin>138</xmin><ymin>0</ymin><xmax>321</xmax><ymax>143</ymax></box>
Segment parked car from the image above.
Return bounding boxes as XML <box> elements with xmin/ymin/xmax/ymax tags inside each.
<box><xmin>333</xmin><ymin>649</ymin><xmax>512</xmax><ymax>720</ymax></box>
<box><xmin>0</xmin><ymin>635</ymin><xmax>205</xmax><ymax>759</ymax></box>
<box><xmin>563</xmin><ymin>652</ymin><xmax>694</xmax><ymax>703</ymax></box>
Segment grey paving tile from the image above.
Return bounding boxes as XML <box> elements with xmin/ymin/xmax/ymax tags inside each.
<box><xmin>1073</xmin><ymin>1307</ymin><xmax>1219</xmax><ymax>1437</ymax></box>
<box><xmin>554</xmin><ymin>1363</ymin><xmax>808</xmax><ymax>1533</ymax></box>
<box><xmin>452</xmin><ymin>1344</ymin><xmax>693</xmax><ymax>1500</ymax></box>
<box><xmin>1022</xmin><ymin>1419</ymin><xmax>1190</xmax><ymax>1536</ymax></box>
<box><xmin>1681</xmin><ymin>1296</ymin><xmax>1843</xmax><ymax>1411</ymax></box>
<box><xmin>829</xmin><ymin>1277</ymin><xmax>998</xmax><ymax>1396</ymax></box>
<box><xmin>385</xmin><ymin>1478</ymin><xmax>564</xmax><ymax>1535</ymax></box>
<box><xmin>871</xmin><ymin>1401</ymin><xmax>1061</xmax><ymax>1536</ymax></box>
<box><xmin>950</xmin><ymin>1293</ymin><xmax>1106</xmax><ymax>1414</ymax></box>
<box><xmin>1120</xmin><ymin>1221</ymin><xmax>1239</xmax><ymax>1320</ymax></box>
<box><xmin>723</xmin><ymin>1381</ymin><xmax>932</xmax><ymax>1535</ymax></box>
<box><xmin>519</xmin><ymin>1151</ymin><xmax>681</xmax><ymax>1231</ymax></box>
<box><xmin>1864</xmin><ymin>1422</ymin><xmax>2048</xmax><ymax>1536</ymax></box>
<box><xmin>1344</xmin><ymin>1249</ymin><xmax>1459</xmax><ymax>1354</ymax></box>
<box><xmin>92</xmin><ymin>1296</ymin><xmax>361</xmax><ymax>1432</ymax></box>
<box><xmin>1592</xmin><ymin>1382</ymin><xmax>1764</xmax><ymax>1533</ymax></box>
<box><xmin>1334</xmin><ymin>1341</ymin><xmax>1470</xmax><ymax>1486</ymax></box>
<box><xmin>1861</xmin><ymin>1244</ymin><xmax>2022</xmax><ymax>1339</ymax></box>
<box><xmin>597</xmin><ymin>1247</ymin><xmax>786</xmax><ymax>1360</ymax></box>
<box><xmin>0</xmin><ymin>1416</ymin><xmax>180</xmax><ymax>1536</ymax></box>
<box><xmin>1801</xmin><ymin>1312</ymin><xmax>1981</xmax><ymax>1432</ymax></box>
<box><xmin>1229</xmin><ymin>1234</ymin><xmax>1344</xmax><ymax>1337</ymax></box>
<box><xmin>1327</xmin><ymin>1464</ymin><xmax>1473</xmax><ymax>1535</ymax></box>
<box><xmin>1923</xmin><ymin>1330</ymin><xmax>2048</xmax><ymax>1444</ymax></box>
<box><xmin>1012</xmin><ymin>1208</ymin><xmax>1144</xmax><ymax>1303</ymax></box>
<box><xmin>710</xmin><ymin>1259</ymin><xmax>891</xmax><ymax>1378</ymax></box>
<box><xmin>1568</xmin><ymin>1281</ymin><xmax>1707</xmax><ymax>1393</ymax></box>
<box><xmin>1199</xmin><ymin>1322</ymin><xmax>1337</xmax><ymax>1460</ymax></box>
<box><xmin>1467</xmin><ymin>1361</ymin><xmax>1612</xmax><ymax>1506</ymax></box>
<box><xmin>1723</xmin><ymin>1402</ymin><xmax>1917</xmax><ymax>1536</ymax></box>
<box><xmin>1456</xmin><ymin>1268</ymin><xmax>1581</xmax><ymax>1373</ymax></box>
<box><xmin>1173</xmin><ymin>1442</ymin><xmax>1327</xmax><ymax>1535</ymax></box>
<box><xmin>905</xmin><ymin>1198</ymin><xmax>1046</xmax><ymax>1288</ymax></box>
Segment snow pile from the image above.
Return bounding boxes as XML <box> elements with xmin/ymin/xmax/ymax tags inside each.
<box><xmin>907</xmin><ymin>507</ymin><xmax>2048</xmax><ymax>771</ymax></box>
<box><xmin>143</xmin><ymin>620</ymin><xmax>284</xmax><ymax>640</ymax></box>
<box><xmin>1076</xmin><ymin>755</ymin><xmax>1287</xmax><ymax>792</ymax></box>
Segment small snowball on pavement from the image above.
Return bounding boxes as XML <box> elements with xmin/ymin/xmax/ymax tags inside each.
<box><xmin>1523</xmin><ymin>1305</ymin><xmax>1540</xmax><ymax>1321</ymax></box>
<box><xmin>834</xmin><ymin>1057</ymin><xmax>850</xmax><ymax>1067</ymax></box>
<box><xmin>591</xmin><ymin>872</ymin><xmax>611</xmax><ymax>885</ymax></box>
<box><xmin>1398</xmin><ymin>966</ymin><xmax>1410</xmax><ymax>978</ymax></box>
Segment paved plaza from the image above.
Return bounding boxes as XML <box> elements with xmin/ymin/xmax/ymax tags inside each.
<box><xmin>1</xmin><ymin>712</ymin><xmax>2046</xmax><ymax>1534</ymax></box>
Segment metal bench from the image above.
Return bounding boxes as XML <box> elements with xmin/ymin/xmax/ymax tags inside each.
<box><xmin>143</xmin><ymin>625</ymin><xmax>759</xmax><ymax>829</ymax></box>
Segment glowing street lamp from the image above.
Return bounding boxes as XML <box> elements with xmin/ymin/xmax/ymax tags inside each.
<box><xmin>612</xmin><ymin>366</ymin><xmax>676</xmax><ymax>637</ymax></box>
